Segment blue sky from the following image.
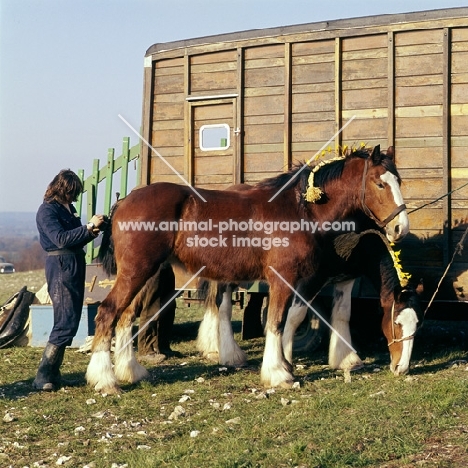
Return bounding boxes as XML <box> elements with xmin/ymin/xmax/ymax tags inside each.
<box><xmin>1</xmin><ymin>0</ymin><xmax>466</xmax><ymax>212</ymax></box>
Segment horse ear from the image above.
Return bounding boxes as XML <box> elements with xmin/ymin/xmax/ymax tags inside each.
<box><xmin>386</xmin><ymin>146</ymin><xmax>395</xmax><ymax>162</ymax></box>
<box><xmin>416</xmin><ymin>279</ymin><xmax>424</xmax><ymax>295</ymax></box>
<box><xmin>371</xmin><ymin>145</ymin><xmax>381</xmax><ymax>163</ymax></box>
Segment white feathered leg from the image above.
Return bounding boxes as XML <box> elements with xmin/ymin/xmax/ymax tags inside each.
<box><xmin>86</xmin><ymin>349</ymin><xmax>119</xmax><ymax>394</ymax></box>
<box><xmin>282</xmin><ymin>295</ymin><xmax>308</xmax><ymax>364</ymax></box>
<box><xmin>114</xmin><ymin>318</ymin><xmax>149</xmax><ymax>383</ymax></box>
<box><xmin>328</xmin><ymin>280</ymin><xmax>363</xmax><ymax>371</ymax></box>
<box><xmin>197</xmin><ymin>305</ymin><xmax>220</xmax><ymax>362</ymax></box>
<box><xmin>218</xmin><ymin>288</ymin><xmax>247</xmax><ymax>367</ymax></box>
<box><xmin>261</xmin><ymin>329</ymin><xmax>294</xmax><ymax>388</ymax></box>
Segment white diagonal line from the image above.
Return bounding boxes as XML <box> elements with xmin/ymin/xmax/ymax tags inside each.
<box><xmin>115</xmin><ymin>266</ymin><xmax>206</xmax><ymax>354</ymax></box>
<box><xmin>118</xmin><ymin>114</ymin><xmax>207</xmax><ymax>202</ymax></box>
<box><xmin>268</xmin><ymin>266</ymin><xmax>357</xmax><ymax>354</ymax></box>
<box><xmin>268</xmin><ymin>115</ymin><xmax>356</xmax><ymax>202</ymax></box>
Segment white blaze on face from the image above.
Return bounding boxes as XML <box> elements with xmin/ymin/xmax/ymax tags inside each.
<box><xmin>380</xmin><ymin>171</ymin><xmax>409</xmax><ymax>241</ymax></box>
<box><xmin>393</xmin><ymin>307</ymin><xmax>419</xmax><ymax>375</ymax></box>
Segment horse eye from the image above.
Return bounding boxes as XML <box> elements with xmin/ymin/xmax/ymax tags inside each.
<box><xmin>376</xmin><ymin>182</ymin><xmax>385</xmax><ymax>189</ymax></box>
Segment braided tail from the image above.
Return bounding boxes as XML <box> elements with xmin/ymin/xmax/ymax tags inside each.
<box><xmin>98</xmin><ymin>201</ymin><xmax>121</xmax><ymax>276</ymax></box>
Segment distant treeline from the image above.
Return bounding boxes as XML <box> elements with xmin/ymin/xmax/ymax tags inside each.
<box><xmin>0</xmin><ymin>237</ymin><xmax>46</xmax><ymax>272</ymax></box>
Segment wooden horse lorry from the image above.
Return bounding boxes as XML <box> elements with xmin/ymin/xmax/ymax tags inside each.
<box><xmin>133</xmin><ymin>7</ymin><xmax>468</xmax><ymax>343</ymax></box>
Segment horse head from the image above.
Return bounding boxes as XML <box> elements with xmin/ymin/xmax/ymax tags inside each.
<box><xmin>382</xmin><ymin>280</ymin><xmax>424</xmax><ymax>375</ymax></box>
<box><xmin>361</xmin><ymin>145</ymin><xmax>409</xmax><ymax>243</ymax></box>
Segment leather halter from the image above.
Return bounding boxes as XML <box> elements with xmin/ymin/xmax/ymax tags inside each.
<box><xmin>387</xmin><ymin>301</ymin><xmax>415</xmax><ymax>347</ymax></box>
<box><xmin>360</xmin><ymin>158</ymin><xmax>407</xmax><ymax>228</ymax></box>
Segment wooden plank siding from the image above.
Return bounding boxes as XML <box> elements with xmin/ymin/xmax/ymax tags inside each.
<box><xmin>243</xmin><ymin>44</ymin><xmax>286</xmax><ymax>182</ymax></box>
<box><xmin>142</xmin><ymin>8</ymin><xmax>468</xmax><ymax>301</ymax></box>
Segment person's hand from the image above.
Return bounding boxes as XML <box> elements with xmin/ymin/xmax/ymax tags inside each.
<box><xmin>89</xmin><ymin>214</ymin><xmax>105</xmax><ymax>229</ymax></box>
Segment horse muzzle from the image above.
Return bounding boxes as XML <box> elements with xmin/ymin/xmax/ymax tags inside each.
<box><xmin>385</xmin><ymin>210</ymin><xmax>409</xmax><ymax>243</ymax></box>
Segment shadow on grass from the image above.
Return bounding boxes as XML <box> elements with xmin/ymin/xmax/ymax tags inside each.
<box><xmin>1</xmin><ymin>318</ymin><xmax>466</xmax><ymax>400</ymax></box>
<box><xmin>0</xmin><ymin>371</ymin><xmax>89</xmax><ymax>400</ymax></box>
<box><xmin>169</xmin><ymin>319</ymin><xmax>243</xmax><ymax>344</ymax></box>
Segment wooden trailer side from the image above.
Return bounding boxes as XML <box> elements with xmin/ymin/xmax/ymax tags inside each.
<box><xmin>141</xmin><ymin>8</ymin><xmax>468</xmax><ymax>303</ymax></box>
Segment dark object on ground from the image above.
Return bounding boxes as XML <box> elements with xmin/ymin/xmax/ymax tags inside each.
<box><xmin>0</xmin><ymin>286</ymin><xmax>35</xmax><ymax>348</ymax></box>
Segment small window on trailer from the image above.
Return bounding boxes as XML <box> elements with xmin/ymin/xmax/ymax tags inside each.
<box><xmin>199</xmin><ymin>124</ymin><xmax>230</xmax><ymax>151</ymax></box>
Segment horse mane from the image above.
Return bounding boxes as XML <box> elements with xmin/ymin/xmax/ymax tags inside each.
<box><xmin>379</xmin><ymin>250</ymin><xmax>400</xmax><ymax>295</ymax></box>
<box><xmin>255</xmin><ymin>149</ymin><xmax>367</xmax><ymax>193</ymax></box>
<box><xmin>98</xmin><ymin>199</ymin><xmax>122</xmax><ymax>276</ymax></box>
<box><xmin>255</xmin><ymin>147</ymin><xmax>401</xmax><ymax>197</ymax></box>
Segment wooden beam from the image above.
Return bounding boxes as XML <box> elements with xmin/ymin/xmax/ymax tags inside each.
<box><xmin>387</xmin><ymin>31</ymin><xmax>395</xmax><ymax>148</ymax></box>
<box><xmin>140</xmin><ymin>56</ymin><xmax>154</xmax><ymax>186</ymax></box>
<box><xmin>235</xmin><ymin>47</ymin><xmax>244</xmax><ymax>184</ymax></box>
<box><xmin>184</xmin><ymin>53</ymin><xmax>192</xmax><ymax>185</ymax></box>
<box><xmin>284</xmin><ymin>42</ymin><xmax>292</xmax><ymax>170</ymax></box>
<box><xmin>443</xmin><ymin>27</ymin><xmax>452</xmax><ymax>264</ymax></box>
<box><xmin>334</xmin><ymin>37</ymin><xmax>342</xmax><ymax>150</ymax></box>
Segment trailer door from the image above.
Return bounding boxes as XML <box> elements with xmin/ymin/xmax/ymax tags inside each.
<box><xmin>189</xmin><ymin>98</ymin><xmax>239</xmax><ymax>189</ymax></box>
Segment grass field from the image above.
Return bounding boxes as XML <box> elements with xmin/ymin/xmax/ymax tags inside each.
<box><xmin>0</xmin><ymin>270</ymin><xmax>46</xmax><ymax>305</ymax></box>
<box><xmin>0</xmin><ymin>271</ymin><xmax>467</xmax><ymax>467</ymax></box>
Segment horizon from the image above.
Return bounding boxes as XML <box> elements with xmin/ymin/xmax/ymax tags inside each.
<box><xmin>1</xmin><ymin>0</ymin><xmax>466</xmax><ymax>213</ymax></box>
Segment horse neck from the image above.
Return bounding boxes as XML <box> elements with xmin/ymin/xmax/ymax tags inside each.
<box><xmin>379</xmin><ymin>257</ymin><xmax>400</xmax><ymax>309</ymax></box>
<box><xmin>309</xmin><ymin>179</ymin><xmax>360</xmax><ymax>222</ymax></box>
<box><xmin>308</xmin><ymin>159</ymin><xmax>364</xmax><ymax>222</ymax></box>
<box><xmin>361</xmin><ymin>239</ymin><xmax>400</xmax><ymax>308</ymax></box>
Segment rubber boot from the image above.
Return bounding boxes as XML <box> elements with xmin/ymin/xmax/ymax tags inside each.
<box><xmin>32</xmin><ymin>342</ymin><xmax>65</xmax><ymax>391</ymax></box>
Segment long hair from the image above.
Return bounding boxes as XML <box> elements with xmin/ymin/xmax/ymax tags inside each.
<box><xmin>44</xmin><ymin>169</ymin><xmax>83</xmax><ymax>204</ymax></box>
<box><xmin>98</xmin><ymin>200</ymin><xmax>121</xmax><ymax>276</ymax></box>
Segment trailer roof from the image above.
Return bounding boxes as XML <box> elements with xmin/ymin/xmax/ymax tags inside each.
<box><xmin>146</xmin><ymin>7</ymin><xmax>468</xmax><ymax>56</ymax></box>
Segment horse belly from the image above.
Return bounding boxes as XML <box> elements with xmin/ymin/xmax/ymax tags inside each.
<box><xmin>173</xmin><ymin>231</ymin><xmax>264</xmax><ymax>282</ymax></box>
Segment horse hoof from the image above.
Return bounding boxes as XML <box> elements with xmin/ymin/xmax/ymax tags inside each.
<box><xmin>348</xmin><ymin>362</ymin><xmax>364</xmax><ymax>372</ymax></box>
<box><xmin>278</xmin><ymin>379</ymin><xmax>295</xmax><ymax>389</ymax></box>
<box><xmin>95</xmin><ymin>384</ymin><xmax>122</xmax><ymax>395</ymax></box>
<box><xmin>139</xmin><ymin>353</ymin><xmax>167</xmax><ymax>365</ymax></box>
<box><xmin>220</xmin><ymin>357</ymin><xmax>248</xmax><ymax>368</ymax></box>
<box><xmin>204</xmin><ymin>352</ymin><xmax>220</xmax><ymax>362</ymax></box>
<box><xmin>260</xmin><ymin>368</ymin><xmax>295</xmax><ymax>389</ymax></box>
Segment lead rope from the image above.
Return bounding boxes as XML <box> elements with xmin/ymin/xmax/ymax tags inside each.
<box><xmin>407</xmin><ymin>180</ymin><xmax>468</xmax><ymax>215</ymax></box>
<box><xmin>422</xmin><ymin>224</ymin><xmax>468</xmax><ymax>317</ymax></box>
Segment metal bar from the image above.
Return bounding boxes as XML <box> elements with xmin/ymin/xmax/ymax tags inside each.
<box><xmin>103</xmin><ymin>148</ymin><xmax>114</xmax><ymax>215</ymax></box>
<box><xmin>76</xmin><ymin>169</ymin><xmax>85</xmax><ymax>217</ymax></box>
<box><xmin>130</xmin><ymin>140</ymin><xmax>141</xmax><ymax>185</ymax></box>
<box><xmin>120</xmin><ymin>137</ymin><xmax>130</xmax><ymax>198</ymax></box>
<box><xmin>85</xmin><ymin>160</ymin><xmax>99</xmax><ymax>263</ymax></box>
<box><xmin>76</xmin><ymin>139</ymin><xmax>140</xmax><ymax>264</ymax></box>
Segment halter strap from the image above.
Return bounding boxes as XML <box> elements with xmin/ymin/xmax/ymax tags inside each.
<box><xmin>360</xmin><ymin>158</ymin><xmax>407</xmax><ymax>228</ymax></box>
<box><xmin>387</xmin><ymin>301</ymin><xmax>415</xmax><ymax>347</ymax></box>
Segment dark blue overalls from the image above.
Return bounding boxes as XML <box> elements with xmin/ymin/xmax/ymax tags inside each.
<box><xmin>36</xmin><ymin>201</ymin><xmax>95</xmax><ymax>347</ymax></box>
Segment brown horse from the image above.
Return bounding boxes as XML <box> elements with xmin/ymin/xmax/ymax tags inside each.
<box><xmin>86</xmin><ymin>146</ymin><xmax>409</xmax><ymax>393</ymax></box>
<box><xmin>197</xmin><ymin>227</ymin><xmax>423</xmax><ymax>376</ymax></box>
<box><xmin>280</xmin><ymin>228</ymin><xmax>424</xmax><ymax>375</ymax></box>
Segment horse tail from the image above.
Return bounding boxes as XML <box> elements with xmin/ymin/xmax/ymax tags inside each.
<box><xmin>98</xmin><ymin>200</ymin><xmax>121</xmax><ymax>276</ymax></box>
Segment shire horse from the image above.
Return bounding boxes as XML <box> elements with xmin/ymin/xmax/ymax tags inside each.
<box><xmin>86</xmin><ymin>146</ymin><xmax>408</xmax><ymax>394</ymax></box>
<box><xmin>284</xmin><ymin>228</ymin><xmax>423</xmax><ymax>374</ymax></box>
<box><xmin>198</xmin><ymin>220</ymin><xmax>423</xmax><ymax>376</ymax></box>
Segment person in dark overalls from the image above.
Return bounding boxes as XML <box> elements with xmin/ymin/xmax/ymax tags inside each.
<box><xmin>34</xmin><ymin>169</ymin><xmax>104</xmax><ymax>391</ymax></box>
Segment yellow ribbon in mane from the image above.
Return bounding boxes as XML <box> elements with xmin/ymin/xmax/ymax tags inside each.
<box><xmin>303</xmin><ymin>144</ymin><xmax>367</xmax><ymax>204</ymax></box>
<box><xmin>333</xmin><ymin>229</ymin><xmax>412</xmax><ymax>287</ymax></box>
